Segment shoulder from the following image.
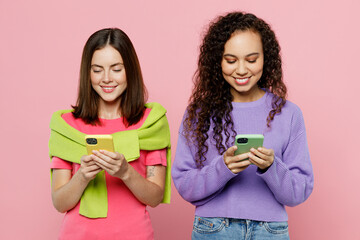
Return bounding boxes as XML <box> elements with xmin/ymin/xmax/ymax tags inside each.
<box><xmin>280</xmin><ymin>100</ymin><xmax>307</xmax><ymax>137</ymax></box>
<box><xmin>144</xmin><ymin>102</ymin><xmax>168</xmax><ymax>122</ymax></box>
<box><xmin>282</xmin><ymin>100</ymin><xmax>304</xmax><ymax>122</ymax></box>
<box><xmin>51</xmin><ymin>109</ymin><xmax>73</xmax><ymax>119</ymax></box>
<box><xmin>128</xmin><ymin>102</ymin><xmax>167</xmax><ymax>129</ymax></box>
<box><xmin>50</xmin><ymin>109</ymin><xmax>73</xmax><ymax>125</ymax></box>
<box><xmin>265</xmin><ymin>93</ymin><xmax>306</xmax><ymax>131</ymax></box>
<box><xmin>137</xmin><ymin>108</ymin><xmax>152</xmax><ymax>126</ymax></box>
<box><xmin>50</xmin><ymin>109</ymin><xmax>85</xmax><ymax>130</ymax></box>
<box><xmin>145</xmin><ymin>102</ymin><xmax>167</xmax><ymax>114</ymax></box>
<box><xmin>283</xmin><ymin>100</ymin><xmax>302</xmax><ymax>114</ymax></box>
<box><xmin>51</xmin><ymin>109</ymin><xmax>75</xmax><ymax>122</ymax></box>
<box><xmin>266</xmin><ymin>92</ymin><xmax>303</xmax><ymax>117</ymax></box>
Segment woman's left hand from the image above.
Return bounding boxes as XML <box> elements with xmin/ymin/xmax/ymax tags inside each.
<box><xmin>91</xmin><ymin>150</ymin><xmax>130</xmax><ymax>180</ymax></box>
<box><xmin>248</xmin><ymin>147</ymin><xmax>274</xmax><ymax>170</ymax></box>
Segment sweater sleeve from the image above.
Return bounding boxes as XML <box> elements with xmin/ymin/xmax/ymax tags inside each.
<box><xmin>257</xmin><ymin>107</ymin><xmax>314</xmax><ymax>207</ymax></box>
<box><xmin>171</xmin><ymin>129</ymin><xmax>236</xmax><ymax>206</ymax></box>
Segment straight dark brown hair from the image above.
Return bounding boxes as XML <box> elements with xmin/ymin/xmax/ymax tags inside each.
<box><xmin>72</xmin><ymin>28</ymin><xmax>148</xmax><ymax>126</ymax></box>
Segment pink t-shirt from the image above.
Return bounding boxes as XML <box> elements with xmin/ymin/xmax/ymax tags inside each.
<box><xmin>51</xmin><ymin>108</ymin><xmax>167</xmax><ymax>240</ymax></box>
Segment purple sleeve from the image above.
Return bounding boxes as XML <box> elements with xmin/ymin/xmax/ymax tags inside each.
<box><xmin>171</xmin><ymin>130</ymin><xmax>236</xmax><ymax>206</ymax></box>
<box><xmin>257</xmin><ymin>108</ymin><xmax>314</xmax><ymax>207</ymax></box>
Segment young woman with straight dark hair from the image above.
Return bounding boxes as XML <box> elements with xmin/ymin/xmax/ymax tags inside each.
<box><xmin>49</xmin><ymin>28</ymin><xmax>171</xmax><ymax>239</ymax></box>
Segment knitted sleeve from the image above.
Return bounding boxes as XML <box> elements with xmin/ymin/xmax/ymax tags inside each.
<box><xmin>171</xmin><ymin>122</ymin><xmax>236</xmax><ymax>206</ymax></box>
<box><xmin>257</xmin><ymin>106</ymin><xmax>314</xmax><ymax>207</ymax></box>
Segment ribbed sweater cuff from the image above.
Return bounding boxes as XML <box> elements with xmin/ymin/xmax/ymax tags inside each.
<box><xmin>215</xmin><ymin>155</ymin><xmax>238</xmax><ymax>184</ymax></box>
<box><xmin>256</xmin><ymin>156</ymin><xmax>288</xmax><ymax>185</ymax></box>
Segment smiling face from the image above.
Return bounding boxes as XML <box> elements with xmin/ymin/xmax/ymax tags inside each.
<box><xmin>90</xmin><ymin>45</ymin><xmax>127</xmax><ymax>108</ymax></box>
<box><xmin>221</xmin><ymin>30</ymin><xmax>264</xmax><ymax>102</ymax></box>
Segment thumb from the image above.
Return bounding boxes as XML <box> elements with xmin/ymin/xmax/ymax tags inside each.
<box><xmin>224</xmin><ymin>146</ymin><xmax>237</xmax><ymax>157</ymax></box>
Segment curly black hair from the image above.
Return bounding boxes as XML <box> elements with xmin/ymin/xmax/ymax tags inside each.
<box><xmin>184</xmin><ymin>12</ymin><xmax>287</xmax><ymax>168</ymax></box>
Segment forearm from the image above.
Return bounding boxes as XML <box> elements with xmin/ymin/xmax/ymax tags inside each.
<box><xmin>121</xmin><ymin>165</ymin><xmax>164</xmax><ymax>207</ymax></box>
<box><xmin>172</xmin><ymin>155</ymin><xmax>235</xmax><ymax>204</ymax></box>
<box><xmin>259</xmin><ymin>128</ymin><xmax>314</xmax><ymax>206</ymax></box>
<box><xmin>52</xmin><ymin>170</ymin><xmax>90</xmax><ymax>213</ymax></box>
<box><xmin>172</xmin><ymin>133</ymin><xmax>236</xmax><ymax>204</ymax></box>
<box><xmin>258</xmin><ymin>155</ymin><xmax>314</xmax><ymax>206</ymax></box>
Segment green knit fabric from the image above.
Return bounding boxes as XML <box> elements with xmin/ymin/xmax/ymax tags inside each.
<box><xmin>49</xmin><ymin>102</ymin><xmax>171</xmax><ymax>218</ymax></box>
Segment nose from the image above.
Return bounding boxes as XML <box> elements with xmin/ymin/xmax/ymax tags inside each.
<box><xmin>102</xmin><ymin>70</ymin><xmax>112</xmax><ymax>83</ymax></box>
<box><xmin>236</xmin><ymin>61</ymin><xmax>248</xmax><ymax>76</ymax></box>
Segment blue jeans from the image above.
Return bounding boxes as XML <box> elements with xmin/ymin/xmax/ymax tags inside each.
<box><xmin>192</xmin><ymin>216</ymin><xmax>289</xmax><ymax>240</ymax></box>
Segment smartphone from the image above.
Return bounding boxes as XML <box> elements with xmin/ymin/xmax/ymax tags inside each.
<box><xmin>85</xmin><ymin>135</ymin><xmax>115</xmax><ymax>155</ymax></box>
<box><xmin>234</xmin><ymin>134</ymin><xmax>264</xmax><ymax>157</ymax></box>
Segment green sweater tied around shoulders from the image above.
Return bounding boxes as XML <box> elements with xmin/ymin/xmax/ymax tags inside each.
<box><xmin>49</xmin><ymin>102</ymin><xmax>171</xmax><ymax>218</ymax></box>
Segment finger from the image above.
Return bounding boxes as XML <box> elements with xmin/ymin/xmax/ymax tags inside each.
<box><xmin>98</xmin><ymin>150</ymin><xmax>121</xmax><ymax>159</ymax></box>
<box><xmin>93</xmin><ymin>159</ymin><xmax>112</xmax><ymax>172</ymax></box>
<box><xmin>257</xmin><ymin>147</ymin><xmax>273</xmax><ymax>156</ymax></box>
<box><xmin>84</xmin><ymin>168</ymin><xmax>103</xmax><ymax>180</ymax></box>
<box><xmin>80</xmin><ymin>164</ymin><xmax>102</xmax><ymax>180</ymax></box>
<box><xmin>81</xmin><ymin>159</ymin><xmax>99</xmax><ymax>168</ymax></box>
<box><xmin>91</xmin><ymin>153</ymin><xmax>114</xmax><ymax>169</ymax></box>
<box><xmin>230</xmin><ymin>165</ymin><xmax>250</xmax><ymax>174</ymax></box>
<box><xmin>250</xmin><ymin>148</ymin><xmax>268</xmax><ymax>160</ymax></box>
<box><xmin>234</xmin><ymin>152</ymin><xmax>251</xmax><ymax>162</ymax></box>
<box><xmin>81</xmin><ymin>155</ymin><xmax>94</xmax><ymax>163</ymax></box>
<box><xmin>248</xmin><ymin>152</ymin><xmax>266</xmax><ymax>165</ymax></box>
<box><xmin>84</xmin><ymin>164</ymin><xmax>102</xmax><ymax>172</ymax></box>
<box><xmin>225</xmin><ymin>152</ymin><xmax>250</xmax><ymax>165</ymax></box>
<box><xmin>227</xmin><ymin>159</ymin><xmax>251</xmax><ymax>170</ymax></box>
<box><xmin>224</xmin><ymin>146</ymin><xmax>238</xmax><ymax>157</ymax></box>
<box><xmin>92</xmin><ymin>150</ymin><xmax>117</xmax><ymax>164</ymax></box>
<box><xmin>94</xmin><ymin>150</ymin><xmax>124</xmax><ymax>164</ymax></box>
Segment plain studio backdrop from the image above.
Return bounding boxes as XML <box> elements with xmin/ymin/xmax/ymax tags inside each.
<box><xmin>1</xmin><ymin>0</ymin><xmax>359</xmax><ymax>239</ymax></box>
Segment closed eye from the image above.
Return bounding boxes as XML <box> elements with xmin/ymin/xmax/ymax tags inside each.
<box><xmin>226</xmin><ymin>60</ymin><xmax>236</xmax><ymax>64</ymax></box>
<box><xmin>224</xmin><ymin>57</ymin><xmax>237</xmax><ymax>64</ymax></box>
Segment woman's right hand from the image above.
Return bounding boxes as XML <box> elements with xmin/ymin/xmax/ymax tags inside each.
<box><xmin>223</xmin><ymin>146</ymin><xmax>251</xmax><ymax>174</ymax></box>
<box><xmin>52</xmin><ymin>156</ymin><xmax>102</xmax><ymax>213</ymax></box>
<box><xmin>79</xmin><ymin>155</ymin><xmax>103</xmax><ymax>182</ymax></box>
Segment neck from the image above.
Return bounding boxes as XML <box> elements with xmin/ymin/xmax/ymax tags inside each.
<box><xmin>98</xmin><ymin>99</ymin><xmax>122</xmax><ymax>119</ymax></box>
<box><xmin>231</xmin><ymin>86</ymin><xmax>265</xmax><ymax>103</ymax></box>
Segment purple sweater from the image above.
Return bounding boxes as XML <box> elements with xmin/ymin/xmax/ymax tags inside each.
<box><xmin>171</xmin><ymin>92</ymin><xmax>314</xmax><ymax>221</ymax></box>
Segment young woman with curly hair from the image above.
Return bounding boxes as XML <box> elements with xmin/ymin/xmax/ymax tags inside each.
<box><xmin>172</xmin><ymin>12</ymin><xmax>314</xmax><ymax>239</ymax></box>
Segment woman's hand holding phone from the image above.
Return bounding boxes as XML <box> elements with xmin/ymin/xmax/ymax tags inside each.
<box><xmin>224</xmin><ymin>134</ymin><xmax>274</xmax><ymax>173</ymax></box>
<box><xmin>79</xmin><ymin>155</ymin><xmax>103</xmax><ymax>182</ymax></box>
<box><xmin>223</xmin><ymin>146</ymin><xmax>252</xmax><ymax>174</ymax></box>
<box><xmin>91</xmin><ymin>150</ymin><xmax>130</xmax><ymax>180</ymax></box>
<box><xmin>84</xmin><ymin>134</ymin><xmax>130</xmax><ymax>179</ymax></box>
<box><xmin>247</xmin><ymin>147</ymin><xmax>274</xmax><ymax>170</ymax></box>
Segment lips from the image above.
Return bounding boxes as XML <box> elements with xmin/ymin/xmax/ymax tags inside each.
<box><xmin>101</xmin><ymin>86</ymin><xmax>117</xmax><ymax>93</ymax></box>
<box><xmin>234</xmin><ymin>77</ymin><xmax>250</xmax><ymax>85</ymax></box>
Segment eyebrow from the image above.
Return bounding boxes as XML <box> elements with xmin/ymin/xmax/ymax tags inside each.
<box><xmin>223</xmin><ymin>53</ymin><xmax>260</xmax><ymax>58</ymax></box>
<box><xmin>91</xmin><ymin>63</ymin><xmax>124</xmax><ymax>68</ymax></box>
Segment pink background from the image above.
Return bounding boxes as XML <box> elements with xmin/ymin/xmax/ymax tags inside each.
<box><xmin>1</xmin><ymin>0</ymin><xmax>359</xmax><ymax>239</ymax></box>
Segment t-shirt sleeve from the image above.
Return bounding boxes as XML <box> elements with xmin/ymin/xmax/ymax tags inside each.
<box><xmin>50</xmin><ymin>157</ymin><xmax>73</xmax><ymax>170</ymax></box>
<box><xmin>143</xmin><ymin>148</ymin><xmax>167</xmax><ymax>166</ymax></box>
